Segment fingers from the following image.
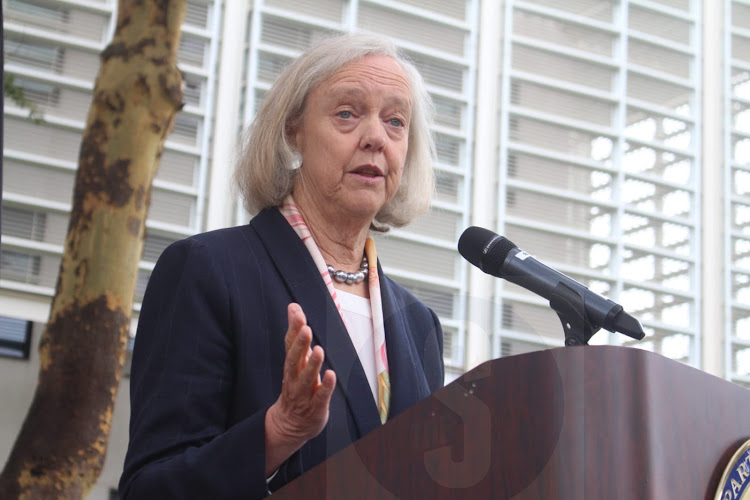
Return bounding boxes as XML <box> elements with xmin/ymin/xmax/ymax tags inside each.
<box><xmin>300</xmin><ymin>347</ymin><xmax>335</xmax><ymax>410</ymax></box>
<box><xmin>282</xmin><ymin>303</ymin><xmax>325</xmax><ymax>392</ymax></box>
<box><xmin>302</xmin><ymin>345</ymin><xmax>325</xmax><ymax>388</ymax></box>
<box><xmin>312</xmin><ymin>369</ymin><xmax>336</xmax><ymax>406</ymax></box>
<box><xmin>273</xmin><ymin>304</ymin><xmax>336</xmax><ymax>446</ymax></box>
<box><xmin>286</xmin><ymin>325</ymin><xmax>313</xmax><ymax>376</ymax></box>
<box><xmin>285</xmin><ymin>303</ymin><xmax>307</xmax><ymax>351</ymax></box>
<box><xmin>281</xmin><ymin>304</ymin><xmax>334</xmax><ymax>399</ymax></box>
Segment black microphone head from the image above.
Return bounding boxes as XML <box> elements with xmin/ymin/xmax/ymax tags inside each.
<box><xmin>458</xmin><ymin>227</ymin><xmax>517</xmax><ymax>276</ymax></box>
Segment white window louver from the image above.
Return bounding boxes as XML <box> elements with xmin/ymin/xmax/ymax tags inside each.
<box><xmin>10</xmin><ymin>78</ymin><xmax>60</xmax><ymax>107</ymax></box>
<box><xmin>158</xmin><ymin>150</ymin><xmax>200</xmax><ymax>187</ymax></box>
<box><xmin>1</xmin><ymin>206</ymin><xmax>46</xmax><ymax>241</ymax></box>
<box><xmin>500</xmin><ymin>336</ymin><xmax>547</xmax><ymax>358</ymax></box>
<box><xmin>513</xmin><ymin>9</ymin><xmax>616</xmax><ymax>58</ymax></box>
<box><xmin>8</xmin><ymin>77</ymin><xmax>93</xmax><ymax>123</ymax></box>
<box><xmin>404</xmin><ymin>51</ymin><xmax>465</xmax><ymax>93</ymax></box>
<box><xmin>628</xmin><ymin>39</ymin><xmax>692</xmax><ymax>79</ymax></box>
<box><xmin>373</xmin><ymin>236</ymin><xmax>458</xmax><ymax>281</ymax></box>
<box><xmin>185</xmin><ymin>1</ymin><xmax>210</xmax><ymax>29</ymax></box>
<box><xmin>432</xmin><ymin>95</ymin><xmax>464</xmax><ymax>130</ymax></box>
<box><xmin>170</xmin><ymin>114</ymin><xmax>201</xmax><ymax>146</ymax></box>
<box><xmin>260</xmin><ymin>16</ymin><xmax>335</xmax><ymax>52</ymax></box>
<box><xmin>6</xmin><ymin>0</ymin><xmax>68</xmax><ymax>25</ymax></box>
<box><xmin>4</xmin><ymin>160</ymin><xmax>76</xmax><ymax>205</ymax></box>
<box><xmin>5</xmin><ymin>38</ymin><xmax>63</xmax><ymax>73</ymax></box>
<box><xmin>397</xmin><ymin>280</ymin><xmax>458</xmax><ymax>319</ymax></box>
<box><xmin>511</xmin><ymin>44</ymin><xmax>615</xmax><ymax>91</ymax></box>
<box><xmin>263</xmin><ymin>0</ymin><xmax>345</xmax><ymax>23</ymax></box>
<box><xmin>183</xmin><ymin>76</ymin><xmax>203</xmax><ymax>107</ymax></box>
<box><xmin>507</xmin><ymin>152</ymin><xmax>615</xmax><ymax>199</ymax></box>
<box><xmin>393</xmin><ymin>0</ymin><xmax>467</xmax><ymax>21</ymax></box>
<box><xmin>0</xmin><ymin>250</ymin><xmax>48</xmax><ymax>287</ymax></box>
<box><xmin>434</xmin><ymin>171</ymin><xmax>463</xmax><ymax>204</ymax></box>
<box><xmin>148</xmin><ymin>189</ymin><xmax>196</xmax><ymax>227</ymax></box>
<box><xmin>5</xmin><ymin>118</ymin><xmax>82</xmax><ymax>164</ymax></box>
<box><xmin>435</xmin><ymin>133</ymin><xmax>463</xmax><ymax>167</ymax></box>
<box><xmin>256</xmin><ymin>51</ymin><xmax>293</xmax><ymax>84</ymax></box>
<box><xmin>6</xmin><ymin>0</ymin><xmax>108</xmax><ymax>41</ymax></box>
<box><xmin>510</xmin><ymin>80</ymin><xmax>616</xmax><ymax>127</ymax></box>
<box><xmin>729</xmin><ymin>0</ymin><xmax>750</xmax><ymax>385</ymax></box>
<box><xmin>522</xmin><ymin>0</ymin><xmax>615</xmax><ymax>22</ymax></box>
<box><xmin>179</xmin><ymin>35</ymin><xmax>208</xmax><ymax>68</ymax></box>
<box><xmin>628</xmin><ymin>4</ymin><xmax>692</xmax><ymax>45</ymax></box>
<box><xmin>357</xmin><ymin>3</ymin><xmax>467</xmax><ymax>57</ymax></box>
<box><xmin>404</xmin><ymin>208</ymin><xmax>462</xmax><ymax>242</ymax></box>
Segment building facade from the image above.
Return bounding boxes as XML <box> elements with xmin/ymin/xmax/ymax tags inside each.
<box><xmin>1</xmin><ymin>0</ymin><xmax>747</xmax><ymax>497</ymax></box>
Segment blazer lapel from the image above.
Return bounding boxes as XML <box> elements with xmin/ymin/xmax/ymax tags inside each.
<box><xmin>378</xmin><ymin>263</ymin><xmax>432</xmax><ymax>419</ymax></box>
<box><xmin>250</xmin><ymin>208</ymin><xmax>382</xmax><ymax>439</ymax></box>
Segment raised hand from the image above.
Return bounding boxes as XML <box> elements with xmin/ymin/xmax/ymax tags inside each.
<box><xmin>264</xmin><ymin>303</ymin><xmax>336</xmax><ymax>476</ymax></box>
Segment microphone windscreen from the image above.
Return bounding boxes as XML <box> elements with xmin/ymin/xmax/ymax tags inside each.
<box><xmin>458</xmin><ymin>227</ymin><xmax>517</xmax><ymax>274</ymax></box>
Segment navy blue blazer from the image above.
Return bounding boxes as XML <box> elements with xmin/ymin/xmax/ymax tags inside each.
<box><xmin>119</xmin><ymin>207</ymin><xmax>444</xmax><ymax>499</ymax></box>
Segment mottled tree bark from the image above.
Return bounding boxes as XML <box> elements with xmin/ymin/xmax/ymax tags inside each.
<box><xmin>0</xmin><ymin>1</ymin><xmax>186</xmax><ymax>498</ymax></box>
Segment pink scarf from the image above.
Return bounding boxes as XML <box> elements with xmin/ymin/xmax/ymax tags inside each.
<box><xmin>279</xmin><ymin>197</ymin><xmax>391</xmax><ymax>423</ymax></box>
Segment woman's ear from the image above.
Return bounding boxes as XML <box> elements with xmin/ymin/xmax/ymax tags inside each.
<box><xmin>285</xmin><ymin>115</ymin><xmax>303</xmax><ymax>170</ymax></box>
<box><xmin>285</xmin><ymin>114</ymin><xmax>302</xmax><ymax>149</ymax></box>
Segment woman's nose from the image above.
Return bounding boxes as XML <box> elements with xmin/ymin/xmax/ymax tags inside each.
<box><xmin>360</xmin><ymin>119</ymin><xmax>387</xmax><ymax>151</ymax></box>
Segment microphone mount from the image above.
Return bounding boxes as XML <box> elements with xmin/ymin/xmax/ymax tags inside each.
<box><xmin>550</xmin><ymin>282</ymin><xmax>600</xmax><ymax>346</ymax></box>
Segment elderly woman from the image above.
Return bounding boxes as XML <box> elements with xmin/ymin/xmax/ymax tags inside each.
<box><xmin>119</xmin><ymin>33</ymin><xmax>444</xmax><ymax>499</ymax></box>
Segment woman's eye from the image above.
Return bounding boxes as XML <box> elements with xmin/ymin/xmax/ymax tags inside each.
<box><xmin>338</xmin><ymin>111</ymin><xmax>352</xmax><ymax>119</ymax></box>
<box><xmin>389</xmin><ymin>118</ymin><xmax>404</xmax><ymax>127</ymax></box>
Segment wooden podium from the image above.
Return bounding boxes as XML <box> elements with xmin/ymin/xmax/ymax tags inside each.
<box><xmin>272</xmin><ymin>346</ymin><xmax>750</xmax><ymax>499</ymax></box>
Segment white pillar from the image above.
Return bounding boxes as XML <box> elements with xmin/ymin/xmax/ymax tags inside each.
<box><xmin>205</xmin><ymin>0</ymin><xmax>250</xmax><ymax>230</ymax></box>
<box><xmin>701</xmin><ymin>0</ymin><xmax>725</xmax><ymax>377</ymax></box>
<box><xmin>464</xmin><ymin>0</ymin><xmax>503</xmax><ymax>370</ymax></box>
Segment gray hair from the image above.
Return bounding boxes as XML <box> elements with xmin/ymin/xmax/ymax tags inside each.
<box><xmin>235</xmin><ymin>32</ymin><xmax>435</xmax><ymax>231</ymax></box>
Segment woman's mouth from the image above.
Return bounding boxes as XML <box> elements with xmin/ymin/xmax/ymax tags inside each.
<box><xmin>351</xmin><ymin>165</ymin><xmax>384</xmax><ymax>177</ymax></box>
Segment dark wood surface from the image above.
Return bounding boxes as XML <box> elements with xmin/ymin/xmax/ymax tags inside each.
<box><xmin>273</xmin><ymin>346</ymin><xmax>750</xmax><ymax>499</ymax></box>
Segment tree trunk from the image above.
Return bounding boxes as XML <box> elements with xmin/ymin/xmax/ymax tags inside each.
<box><xmin>0</xmin><ymin>1</ymin><xmax>186</xmax><ymax>498</ymax></box>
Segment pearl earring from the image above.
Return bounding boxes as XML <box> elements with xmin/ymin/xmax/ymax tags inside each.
<box><xmin>290</xmin><ymin>152</ymin><xmax>302</xmax><ymax>170</ymax></box>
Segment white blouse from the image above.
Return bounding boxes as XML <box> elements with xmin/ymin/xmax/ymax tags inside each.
<box><xmin>336</xmin><ymin>289</ymin><xmax>378</xmax><ymax>406</ymax></box>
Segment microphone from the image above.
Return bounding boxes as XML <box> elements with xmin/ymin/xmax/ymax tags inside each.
<box><xmin>458</xmin><ymin>226</ymin><xmax>645</xmax><ymax>341</ymax></box>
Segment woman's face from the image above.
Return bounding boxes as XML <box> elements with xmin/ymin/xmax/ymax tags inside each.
<box><xmin>293</xmin><ymin>55</ymin><xmax>412</xmax><ymax>223</ymax></box>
